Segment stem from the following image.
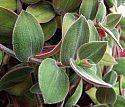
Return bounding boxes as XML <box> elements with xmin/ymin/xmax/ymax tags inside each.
<box><xmin>0</xmin><ymin>44</ymin><xmax>15</xmax><ymax>58</ymax></box>
<box><xmin>0</xmin><ymin>44</ymin><xmax>62</xmax><ymax>66</ymax></box>
<box><xmin>118</xmin><ymin>75</ymin><xmax>122</xmax><ymax>95</ymax></box>
<box><xmin>11</xmin><ymin>96</ymin><xmax>20</xmax><ymax>107</ymax></box>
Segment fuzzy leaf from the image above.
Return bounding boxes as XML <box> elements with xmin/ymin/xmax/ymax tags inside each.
<box><xmin>0</xmin><ymin>66</ymin><xmax>33</xmax><ymax>90</ymax></box>
<box><xmin>53</xmin><ymin>0</ymin><xmax>81</xmax><ymax>12</ymax></box>
<box><xmin>0</xmin><ymin>6</ymin><xmax>17</xmax><ymax>36</ymax></box>
<box><xmin>96</xmin><ymin>1</ymin><xmax>106</xmax><ymax>23</ymax></box>
<box><xmin>41</xmin><ymin>18</ymin><xmax>57</xmax><ymax>41</ymax></box>
<box><xmin>21</xmin><ymin>0</ymin><xmax>40</xmax><ymax>4</ymax></box>
<box><xmin>86</xmin><ymin>87</ymin><xmax>98</xmax><ymax>104</ymax></box>
<box><xmin>12</xmin><ymin>10</ymin><xmax>44</xmax><ymax>62</ymax></box>
<box><xmin>99</xmin><ymin>24</ymin><xmax>123</xmax><ymax>51</ymax></box>
<box><xmin>113</xmin><ymin>58</ymin><xmax>125</xmax><ymax>75</ymax></box>
<box><xmin>26</xmin><ymin>1</ymin><xmax>55</xmax><ymax>23</ymax></box>
<box><xmin>114</xmin><ymin>95</ymin><xmax>125</xmax><ymax>107</ymax></box>
<box><xmin>0</xmin><ymin>0</ymin><xmax>17</xmax><ymax>11</ymax></box>
<box><xmin>62</xmin><ymin>13</ymin><xmax>76</xmax><ymax>37</ymax></box>
<box><xmin>104</xmin><ymin>13</ymin><xmax>122</xmax><ymax>29</ymax></box>
<box><xmin>103</xmin><ymin>71</ymin><xmax>117</xmax><ymax>87</ymax></box>
<box><xmin>65</xmin><ymin>80</ymin><xmax>83</xmax><ymax>107</ymax></box>
<box><xmin>61</xmin><ymin>15</ymin><xmax>90</xmax><ymax>66</ymax></box>
<box><xmin>70</xmin><ymin>58</ymin><xmax>112</xmax><ymax>88</ymax></box>
<box><xmin>38</xmin><ymin>58</ymin><xmax>69</xmax><ymax>104</ymax></box>
<box><xmin>79</xmin><ymin>0</ymin><xmax>98</xmax><ymax>20</ymax></box>
<box><xmin>99</xmin><ymin>52</ymin><xmax>117</xmax><ymax>66</ymax></box>
<box><xmin>88</xmin><ymin>20</ymin><xmax>100</xmax><ymax>41</ymax></box>
<box><xmin>96</xmin><ymin>87</ymin><xmax>117</xmax><ymax>105</ymax></box>
<box><xmin>78</xmin><ymin>41</ymin><xmax>107</xmax><ymax>64</ymax></box>
<box><xmin>30</xmin><ymin>83</ymin><xmax>41</xmax><ymax>94</ymax></box>
<box><xmin>105</xmin><ymin>0</ymin><xmax>117</xmax><ymax>7</ymax></box>
<box><xmin>119</xmin><ymin>18</ymin><xmax>125</xmax><ymax>32</ymax></box>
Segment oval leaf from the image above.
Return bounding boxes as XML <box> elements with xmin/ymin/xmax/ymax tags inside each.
<box><xmin>30</xmin><ymin>83</ymin><xmax>41</xmax><ymax>94</ymax></box>
<box><xmin>0</xmin><ymin>66</ymin><xmax>33</xmax><ymax>90</ymax></box>
<box><xmin>65</xmin><ymin>80</ymin><xmax>83</xmax><ymax>107</ymax></box>
<box><xmin>105</xmin><ymin>0</ymin><xmax>117</xmax><ymax>7</ymax></box>
<box><xmin>119</xmin><ymin>17</ymin><xmax>125</xmax><ymax>32</ymax></box>
<box><xmin>0</xmin><ymin>6</ymin><xmax>17</xmax><ymax>36</ymax></box>
<box><xmin>99</xmin><ymin>23</ymin><xmax>123</xmax><ymax>51</ymax></box>
<box><xmin>0</xmin><ymin>0</ymin><xmax>17</xmax><ymax>11</ymax></box>
<box><xmin>12</xmin><ymin>10</ymin><xmax>44</xmax><ymax>62</ymax></box>
<box><xmin>41</xmin><ymin>18</ymin><xmax>57</xmax><ymax>41</ymax></box>
<box><xmin>96</xmin><ymin>1</ymin><xmax>106</xmax><ymax>23</ymax></box>
<box><xmin>70</xmin><ymin>58</ymin><xmax>112</xmax><ymax>88</ymax></box>
<box><xmin>114</xmin><ymin>95</ymin><xmax>125</xmax><ymax>107</ymax></box>
<box><xmin>113</xmin><ymin>58</ymin><xmax>125</xmax><ymax>75</ymax></box>
<box><xmin>104</xmin><ymin>13</ymin><xmax>122</xmax><ymax>29</ymax></box>
<box><xmin>88</xmin><ymin>20</ymin><xmax>100</xmax><ymax>41</ymax></box>
<box><xmin>0</xmin><ymin>66</ymin><xmax>33</xmax><ymax>83</ymax></box>
<box><xmin>26</xmin><ymin>1</ymin><xmax>55</xmax><ymax>23</ymax></box>
<box><xmin>21</xmin><ymin>0</ymin><xmax>40</xmax><ymax>4</ymax></box>
<box><xmin>79</xmin><ymin>0</ymin><xmax>98</xmax><ymax>20</ymax></box>
<box><xmin>77</xmin><ymin>41</ymin><xmax>107</xmax><ymax>64</ymax></box>
<box><xmin>38</xmin><ymin>58</ymin><xmax>69</xmax><ymax>104</ymax></box>
<box><xmin>60</xmin><ymin>15</ymin><xmax>90</xmax><ymax>66</ymax></box>
<box><xmin>99</xmin><ymin>52</ymin><xmax>117</xmax><ymax>66</ymax></box>
<box><xmin>53</xmin><ymin>0</ymin><xmax>81</xmax><ymax>12</ymax></box>
<box><xmin>62</xmin><ymin>13</ymin><xmax>76</xmax><ymax>37</ymax></box>
<box><xmin>96</xmin><ymin>87</ymin><xmax>117</xmax><ymax>105</ymax></box>
<box><xmin>103</xmin><ymin>71</ymin><xmax>117</xmax><ymax>87</ymax></box>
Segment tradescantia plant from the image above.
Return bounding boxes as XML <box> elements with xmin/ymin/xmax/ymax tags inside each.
<box><xmin>1</xmin><ymin>0</ymin><xmax>125</xmax><ymax>107</ymax></box>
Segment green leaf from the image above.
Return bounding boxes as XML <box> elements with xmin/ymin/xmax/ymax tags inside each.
<box><xmin>0</xmin><ymin>6</ymin><xmax>17</xmax><ymax>36</ymax></box>
<box><xmin>96</xmin><ymin>1</ymin><xmax>106</xmax><ymax>23</ymax></box>
<box><xmin>0</xmin><ymin>50</ymin><xmax>3</xmax><ymax>64</ymax></box>
<box><xmin>21</xmin><ymin>0</ymin><xmax>40</xmax><ymax>4</ymax></box>
<box><xmin>104</xmin><ymin>13</ymin><xmax>122</xmax><ymax>29</ymax></box>
<box><xmin>62</xmin><ymin>13</ymin><xmax>76</xmax><ymax>37</ymax></box>
<box><xmin>41</xmin><ymin>18</ymin><xmax>57</xmax><ymax>41</ymax></box>
<box><xmin>114</xmin><ymin>95</ymin><xmax>125</xmax><ymax>107</ymax></box>
<box><xmin>0</xmin><ymin>0</ymin><xmax>17</xmax><ymax>11</ymax></box>
<box><xmin>38</xmin><ymin>58</ymin><xmax>69</xmax><ymax>104</ymax></box>
<box><xmin>26</xmin><ymin>1</ymin><xmax>55</xmax><ymax>23</ymax></box>
<box><xmin>86</xmin><ymin>87</ymin><xmax>98</xmax><ymax>104</ymax></box>
<box><xmin>60</xmin><ymin>15</ymin><xmax>90</xmax><ymax>66</ymax></box>
<box><xmin>70</xmin><ymin>58</ymin><xmax>112</xmax><ymax>88</ymax></box>
<box><xmin>30</xmin><ymin>83</ymin><xmax>41</xmax><ymax>94</ymax></box>
<box><xmin>103</xmin><ymin>71</ymin><xmax>117</xmax><ymax>87</ymax></box>
<box><xmin>77</xmin><ymin>41</ymin><xmax>107</xmax><ymax>64</ymax></box>
<box><xmin>93</xmin><ymin>104</ymin><xmax>109</xmax><ymax>107</ymax></box>
<box><xmin>12</xmin><ymin>10</ymin><xmax>44</xmax><ymax>62</ymax></box>
<box><xmin>65</xmin><ymin>80</ymin><xmax>83</xmax><ymax>107</ymax></box>
<box><xmin>99</xmin><ymin>24</ymin><xmax>123</xmax><ymax>51</ymax></box>
<box><xmin>105</xmin><ymin>0</ymin><xmax>117</xmax><ymax>7</ymax></box>
<box><xmin>6</xmin><ymin>77</ymin><xmax>32</xmax><ymax>96</ymax></box>
<box><xmin>79</xmin><ymin>0</ymin><xmax>98</xmax><ymax>20</ymax></box>
<box><xmin>53</xmin><ymin>0</ymin><xmax>81</xmax><ymax>12</ymax></box>
<box><xmin>113</xmin><ymin>58</ymin><xmax>125</xmax><ymax>75</ymax></box>
<box><xmin>105</xmin><ymin>28</ymin><xmax>120</xmax><ymax>48</ymax></box>
<box><xmin>0</xmin><ymin>66</ymin><xmax>33</xmax><ymax>83</ymax></box>
<box><xmin>119</xmin><ymin>18</ymin><xmax>125</xmax><ymax>32</ymax></box>
<box><xmin>99</xmin><ymin>52</ymin><xmax>117</xmax><ymax>66</ymax></box>
<box><xmin>88</xmin><ymin>20</ymin><xmax>100</xmax><ymax>41</ymax></box>
<box><xmin>96</xmin><ymin>87</ymin><xmax>117</xmax><ymax>105</ymax></box>
<box><xmin>0</xmin><ymin>66</ymin><xmax>33</xmax><ymax>90</ymax></box>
